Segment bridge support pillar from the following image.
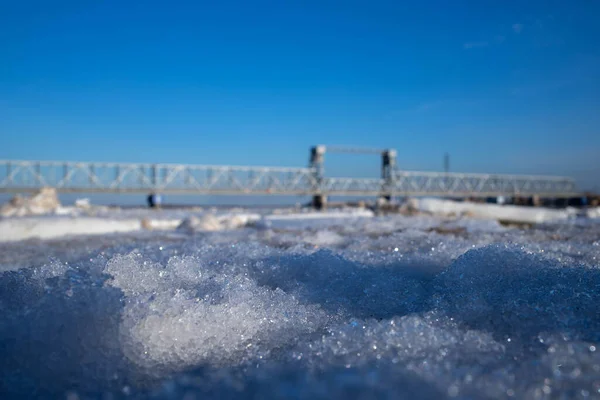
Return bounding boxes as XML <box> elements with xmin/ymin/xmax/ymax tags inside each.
<box><xmin>147</xmin><ymin>192</ymin><xmax>162</xmax><ymax>209</ymax></box>
<box><xmin>312</xmin><ymin>194</ymin><xmax>327</xmax><ymax>210</ymax></box>
<box><xmin>380</xmin><ymin>149</ymin><xmax>396</xmax><ymax>202</ymax></box>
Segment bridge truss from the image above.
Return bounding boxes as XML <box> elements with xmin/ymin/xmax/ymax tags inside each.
<box><xmin>0</xmin><ymin>159</ymin><xmax>579</xmax><ymax>198</ymax></box>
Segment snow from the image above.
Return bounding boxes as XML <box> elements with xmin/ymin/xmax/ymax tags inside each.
<box><xmin>74</xmin><ymin>198</ymin><xmax>92</xmax><ymax>209</ymax></box>
<box><xmin>0</xmin><ymin>212</ymin><xmax>261</xmax><ymax>242</ymax></box>
<box><xmin>177</xmin><ymin>213</ymin><xmax>261</xmax><ymax>232</ymax></box>
<box><xmin>0</xmin><ymin>217</ymin><xmax>142</xmax><ymax>242</ymax></box>
<box><xmin>141</xmin><ymin>218</ymin><xmax>182</xmax><ymax>231</ymax></box>
<box><xmin>0</xmin><ymin>205</ymin><xmax>599</xmax><ymax>399</ymax></box>
<box><xmin>258</xmin><ymin>209</ymin><xmax>374</xmax><ymax>230</ymax></box>
<box><xmin>265</xmin><ymin>208</ymin><xmax>374</xmax><ymax>220</ymax></box>
<box><xmin>415</xmin><ymin>197</ymin><xmax>576</xmax><ymax>224</ymax></box>
<box><xmin>587</xmin><ymin>207</ymin><xmax>600</xmax><ymax>218</ymax></box>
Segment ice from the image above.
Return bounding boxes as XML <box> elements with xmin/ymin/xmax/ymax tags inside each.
<box><xmin>416</xmin><ymin>197</ymin><xmax>576</xmax><ymax>224</ymax></box>
<box><xmin>176</xmin><ymin>213</ymin><xmax>261</xmax><ymax>233</ymax></box>
<box><xmin>0</xmin><ymin>188</ymin><xmax>62</xmax><ymax>217</ymax></box>
<box><xmin>433</xmin><ymin>245</ymin><xmax>600</xmax><ymax>341</ymax></box>
<box><xmin>302</xmin><ymin>230</ymin><xmax>345</xmax><ymax>246</ymax></box>
<box><xmin>0</xmin><ymin>188</ymin><xmax>102</xmax><ymax>218</ymax></box>
<box><xmin>141</xmin><ymin>218</ymin><xmax>182</xmax><ymax>231</ymax></box>
<box><xmin>0</xmin><ymin>212</ymin><xmax>262</xmax><ymax>242</ymax></box>
<box><xmin>0</xmin><ymin>199</ymin><xmax>592</xmax><ymax>243</ymax></box>
<box><xmin>260</xmin><ymin>209</ymin><xmax>374</xmax><ymax>230</ymax></box>
<box><xmin>74</xmin><ymin>198</ymin><xmax>92</xmax><ymax>209</ymax></box>
<box><xmin>0</xmin><ymin>211</ymin><xmax>599</xmax><ymax>399</ymax></box>
<box><xmin>588</xmin><ymin>207</ymin><xmax>600</xmax><ymax>218</ymax></box>
<box><xmin>0</xmin><ymin>217</ymin><xmax>142</xmax><ymax>242</ymax></box>
<box><xmin>177</xmin><ymin>214</ymin><xmax>223</xmax><ymax>232</ymax></box>
<box><xmin>265</xmin><ymin>208</ymin><xmax>374</xmax><ymax>220</ymax></box>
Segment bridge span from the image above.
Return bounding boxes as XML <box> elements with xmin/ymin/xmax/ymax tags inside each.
<box><xmin>0</xmin><ymin>146</ymin><xmax>579</xmax><ymax>204</ymax></box>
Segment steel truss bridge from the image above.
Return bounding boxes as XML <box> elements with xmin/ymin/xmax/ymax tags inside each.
<box><xmin>0</xmin><ymin>153</ymin><xmax>578</xmax><ymax>200</ymax></box>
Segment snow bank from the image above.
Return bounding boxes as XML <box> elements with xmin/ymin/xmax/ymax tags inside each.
<box><xmin>0</xmin><ymin>217</ymin><xmax>142</xmax><ymax>242</ymax></box>
<box><xmin>0</xmin><ymin>190</ymin><xmax>117</xmax><ymax>218</ymax></box>
<box><xmin>0</xmin><ymin>211</ymin><xmax>265</xmax><ymax>242</ymax></box>
<box><xmin>415</xmin><ymin>198</ymin><xmax>574</xmax><ymax>224</ymax></box>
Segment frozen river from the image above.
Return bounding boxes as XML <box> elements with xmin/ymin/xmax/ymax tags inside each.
<box><xmin>1</xmin><ymin>208</ymin><xmax>599</xmax><ymax>399</ymax></box>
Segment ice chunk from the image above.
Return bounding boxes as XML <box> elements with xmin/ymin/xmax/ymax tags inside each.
<box><xmin>176</xmin><ymin>213</ymin><xmax>261</xmax><ymax>232</ymax></box>
<box><xmin>0</xmin><ymin>187</ymin><xmax>61</xmax><ymax>217</ymax></box>
<box><xmin>177</xmin><ymin>214</ymin><xmax>222</xmax><ymax>232</ymax></box>
<box><xmin>74</xmin><ymin>198</ymin><xmax>92</xmax><ymax>209</ymax></box>
<box><xmin>103</xmin><ymin>250</ymin><xmax>329</xmax><ymax>370</ymax></box>
<box><xmin>587</xmin><ymin>207</ymin><xmax>600</xmax><ymax>218</ymax></box>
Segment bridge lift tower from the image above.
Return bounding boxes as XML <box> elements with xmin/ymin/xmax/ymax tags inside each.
<box><xmin>309</xmin><ymin>145</ymin><xmax>397</xmax><ymax>209</ymax></box>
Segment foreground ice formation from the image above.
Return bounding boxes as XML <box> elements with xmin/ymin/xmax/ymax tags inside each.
<box><xmin>0</xmin><ymin>214</ymin><xmax>599</xmax><ymax>399</ymax></box>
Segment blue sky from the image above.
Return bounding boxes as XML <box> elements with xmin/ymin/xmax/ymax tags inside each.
<box><xmin>2</xmin><ymin>0</ymin><xmax>599</xmax><ymax>190</ymax></box>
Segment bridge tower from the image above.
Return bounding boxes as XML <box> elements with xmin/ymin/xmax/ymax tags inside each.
<box><xmin>309</xmin><ymin>145</ymin><xmax>327</xmax><ymax>209</ymax></box>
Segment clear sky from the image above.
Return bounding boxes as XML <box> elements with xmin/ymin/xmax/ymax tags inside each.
<box><xmin>2</xmin><ymin>0</ymin><xmax>599</xmax><ymax>190</ymax></box>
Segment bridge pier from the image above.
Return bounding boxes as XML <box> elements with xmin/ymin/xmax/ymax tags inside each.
<box><xmin>312</xmin><ymin>194</ymin><xmax>327</xmax><ymax>210</ymax></box>
<box><xmin>380</xmin><ymin>149</ymin><xmax>396</xmax><ymax>202</ymax></box>
<box><xmin>147</xmin><ymin>192</ymin><xmax>162</xmax><ymax>209</ymax></box>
